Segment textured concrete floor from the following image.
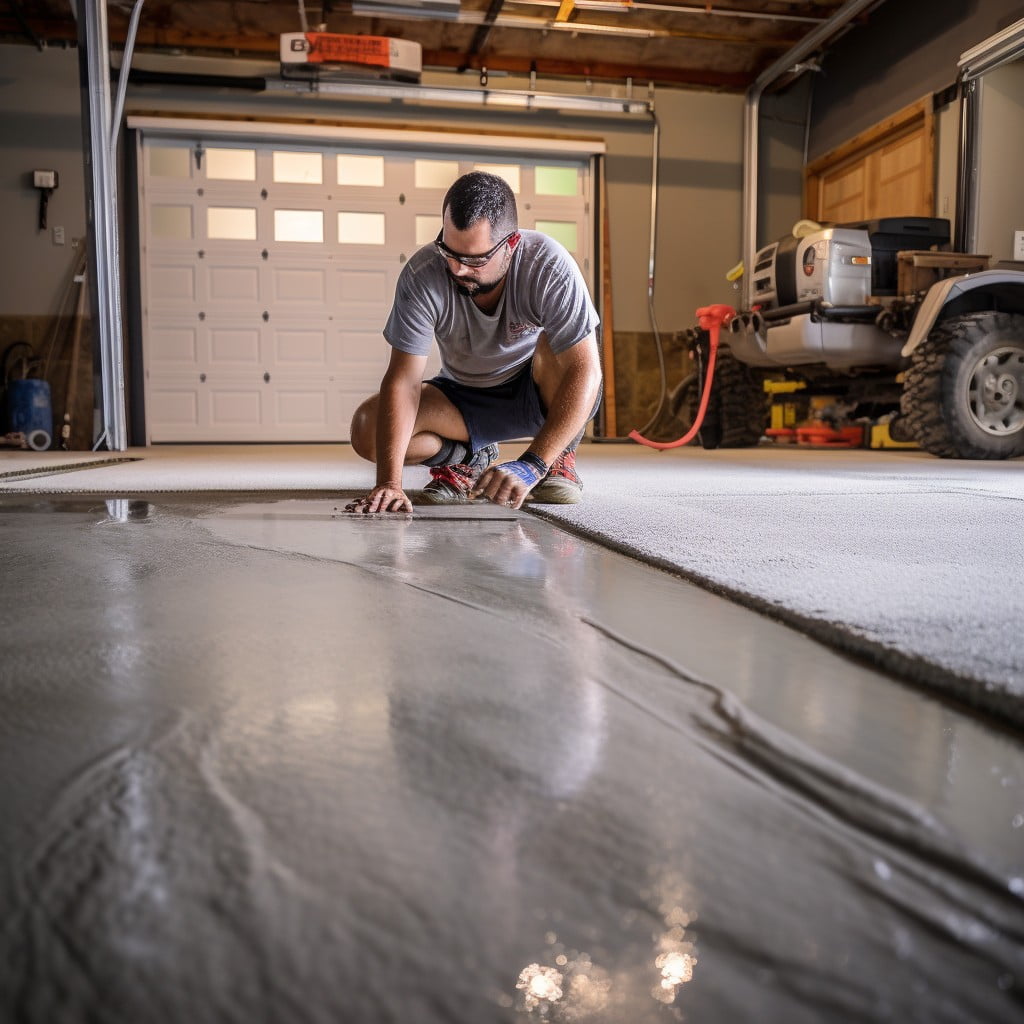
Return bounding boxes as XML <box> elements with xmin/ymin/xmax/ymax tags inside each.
<box><xmin>3</xmin><ymin>442</ymin><xmax>1022</xmax><ymax>725</ymax></box>
<box><xmin>536</xmin><ymin>444</ymin><xmax>1024</xmax><ymax>726</ymax></box>
<box><xmin>1</xmin><ymin>493</ymin><xmax>1023</xmax><ymax>1023</ymax></box>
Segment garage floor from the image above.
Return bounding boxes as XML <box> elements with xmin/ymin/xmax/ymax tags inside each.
<box><xmin>1</xmin><ymin>467</ymin><xmax>1022</xmax><ymax>1022</ymax></box>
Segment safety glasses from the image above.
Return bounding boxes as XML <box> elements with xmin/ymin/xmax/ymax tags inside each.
<box><xmin>434</xmin><ymin>230</ymin><xmax>518</xmax><ymax>268</ymax></box>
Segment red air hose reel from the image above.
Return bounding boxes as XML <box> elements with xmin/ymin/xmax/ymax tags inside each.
<box><xmin>629</xmin><ymin>304</ymin><xmax>736</xmax><ymax>450</ymax></box>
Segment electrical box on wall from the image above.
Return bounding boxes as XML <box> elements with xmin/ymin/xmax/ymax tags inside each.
<box><xmin>32</xmin><ymin>169</ymin><xmax>59</xmax><ymax>230</ymax></box>
<box><xmin>1014</xmin><ymin>230</ymin><xmax>1024</xmax><ymax>262</ymax></box>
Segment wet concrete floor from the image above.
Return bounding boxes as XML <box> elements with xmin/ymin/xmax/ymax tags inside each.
<box><xmin>1</xmin><ymin>494</ymin><xmax>1022</xmax><ymax>1023</ymax></box>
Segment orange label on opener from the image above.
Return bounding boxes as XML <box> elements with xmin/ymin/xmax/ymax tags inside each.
<box><xmin>304</xmin><ymin>33</ymin><xmax>392</xmax><ymax>68</ymax></box>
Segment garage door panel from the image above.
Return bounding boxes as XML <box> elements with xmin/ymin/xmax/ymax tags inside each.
<box><xmin>207</xmin><ymin>262</ymin><xmax>262</xmax><ymax>304</ymax></box>
<box><xmin>338</xmin><ymin>324</ymin><xmax>390</xmax><ymax>366</ymax></box>
<box><xmin>148</xmin><ymin>324</ymin><xmax>200</xmax><ymax>369</ymax></box>
<box><xmin>209</xmin><ymin>325</ymin><xmax>262</xmax><ymax>367</ymax></box>
<box><xmin>336</xmin><ymin>264</ymin><xmax>396</xmax><ymax>308</ymax></box>
<box><xmin>147</xmin><ymin>383</ymin><xmax>200</xmax><ymax>440</ymax></box>
<box><xmin>271</xmin><ymin>264</ymin><xmax>329</xmax><ymax>305</ymax></box>
<box><xmin>148</xmin><ymin>262</ymin><xmax>197</xmax><ymax>306</ymax></box>
<box><xmin>210</xmin><ymin>386</ymin><xmax>263</xmax><ymax>429</ymax></box>
<box><xmin>273</xmin><ymin>383</ymin><xmax>331</xmax><ymax>433</ymax></box>
<box><xmin>272</xmin><ymin>326</ymin><xmax>331</xmax><ymax>368</ymax></box>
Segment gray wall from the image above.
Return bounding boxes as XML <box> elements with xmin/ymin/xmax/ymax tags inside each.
<box><xmin>0</xmin><ymin>44</ymin><xmax>88</xmax><ymax>317</ymax></box>
<box><xmin>759</xmin><ymin>79</ymin><xmax>813</xmax><ymax>249</ymax></box>
<box><xmin>807</xmin><ymin>0</ymin><xmax>1024</xmax><ymax>162</ymax></box>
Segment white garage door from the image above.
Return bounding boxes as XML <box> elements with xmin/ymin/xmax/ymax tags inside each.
<box><xmin>135</xmin><ymin>123</ymin><xmax>596</xmax><ymax>442</ymax></box>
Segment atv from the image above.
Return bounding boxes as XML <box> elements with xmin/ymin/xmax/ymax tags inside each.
<box><xmin>670</xmin><ymin>216</ymin><xmax>1024</xmax><ymax>459</ymax></box>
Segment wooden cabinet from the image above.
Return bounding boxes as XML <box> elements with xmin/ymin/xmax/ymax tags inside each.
<box><xmin>805</xmin><ymin>98</ymin><xmax>935</xmax><ymax>222</ymax></box>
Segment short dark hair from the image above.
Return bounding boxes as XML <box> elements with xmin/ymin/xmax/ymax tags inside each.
<box><xmin>442</xmin><ymin>171</ymin><xmax>518</xmax><ymax>240</ymax></box>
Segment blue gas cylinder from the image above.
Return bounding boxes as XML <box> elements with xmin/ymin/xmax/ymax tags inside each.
<box><xmin>7</xmin><ymin>378</ymin><xmax>53</xmax><ymax>451</ymax></box>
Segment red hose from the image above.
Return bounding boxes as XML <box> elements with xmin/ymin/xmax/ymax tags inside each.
<box><xmin>629</xmin><ymin>304</ymin><xmax>736</xmax><ymax>450</ymax></box>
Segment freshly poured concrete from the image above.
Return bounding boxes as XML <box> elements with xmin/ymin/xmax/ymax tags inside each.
<box><xmin>3</xmin><ymin>443</ymin><xmax>1022</xmax><ymax>725</ymax></box>
<box><xmin>1</xmin><ymin>494</ymin><xmax>1022</xmax><ymax>1023</ymax></box>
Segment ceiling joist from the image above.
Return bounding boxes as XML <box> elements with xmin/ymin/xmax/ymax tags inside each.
<box><xmin>0</xmin><ymin>2</ymin><xmax>866</xmax><ymax>90</ymax></box>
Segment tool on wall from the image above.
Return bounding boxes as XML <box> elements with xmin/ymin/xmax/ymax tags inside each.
<box><xmin>629</xmin><ymin>304</ymin><xmax>735</xmax><ymax>449</ymax></box>
<box><xmin>32</xmin><ymin>169</ymin><xmax>58</xmax><ymax>231</ymax></box>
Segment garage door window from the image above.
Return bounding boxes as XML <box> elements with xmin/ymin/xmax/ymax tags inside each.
<box><xmin>150</xmin><ymin>147</ymin><xmax>191</xmax><ymax>178</ymax></box>
<box><xmin>536</xmin><ymin>166</ymin><xmax>577</xmax><ymax>196</ymax></box>
<box><xmin>273</xmin><ymin>151</ymin><xmax>323</xmax><ymax>184</ymax></box>
<box><xmin>415</xmin><ymin>159</ymin><xmax>459</xmax><ymax>189</ymax></box>
<box><xmin>416</xmin><ymin>214</ymin><xmax>443</xmax><ymax>245</ymax></box>
<box><xmin>275</xmin><ymin>209</ymin><xmax>324</xmax><ymax>243</ymax></box>
<box><xmin>337</xmin><ymin>154</ymin><xmax>385</xmax><ymax>187</ymax></box>
<box><xmin>151</xmin><ymin>205</ymin><xmax>192</xmax><ymax>239</ymax></box>
<box><xmin>338</xmin><ymin>211</ymin><xmax>386</xmax><ymax>245</ymax></box>
<box><xmin>536</xmin><ymin>220</ymin><xmax>578</xmax><ymax>252</ymax></box>
<box><xmin>207</xmin><ymin>207</ymin><xmax>257</xmax><ymax>240</ymax></box>
<box><xmin>474</xmin><ymin>164</ymin><xmax>521</xmax><ymax>192</ymax></box>
<box><xmin>206</xmin><ymin>148</ymin><xmax>256</xmax><ymax>181</ymax></box>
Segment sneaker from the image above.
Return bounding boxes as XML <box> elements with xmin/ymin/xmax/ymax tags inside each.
<box><xmin>529</xmin><ymin>448</ymin><xmax>583</xmax><ymax>504</ymax></box>
<box><xmin>419</xmin><ymin>443</ymin><xmax>499</xmax><ymax>504</ymax></box>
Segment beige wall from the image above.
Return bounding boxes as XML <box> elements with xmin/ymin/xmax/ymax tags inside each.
<box><xmin>0</xmin><ymin>44</ymin><xmax>88</xmax><ymax>318</ymax></box>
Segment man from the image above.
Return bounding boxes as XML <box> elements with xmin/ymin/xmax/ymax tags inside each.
<box><xmin>345</xmin><ymin>170</ymin><xmax>602</xmax><ymax>515</ymax></box>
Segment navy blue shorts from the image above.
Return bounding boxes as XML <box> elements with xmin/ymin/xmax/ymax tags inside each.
<box><xmin>426</xmin><ymin>361</ymin><xmax>545</xmax><ymax>453</ymax></box>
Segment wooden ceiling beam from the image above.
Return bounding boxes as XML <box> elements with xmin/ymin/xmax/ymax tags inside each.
<box><xmin>423</xmin><ymin>49</ymin><xmax>751</xmax><ymax>89</ymax></box>
<box><xmin>555</xmin><ymin>0</ymin><xmax>577</xmax><ymax>22</ymax></box>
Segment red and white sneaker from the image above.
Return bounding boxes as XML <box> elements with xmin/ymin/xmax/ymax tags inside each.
<box><xmin>529</xmin><ymin>449</ymin><xmax>583</xmax><ymax>504</ymax></box>
<box><xmin>420</xmin><ymin>443</ymin><xmax>499</xmax><ymax>504</ymax></box>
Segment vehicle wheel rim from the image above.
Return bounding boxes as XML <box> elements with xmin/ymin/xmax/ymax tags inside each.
<box><xmin>967</xmin><ymin>346</ymin><xmax>1024</xmax><ymax>436</ymax></box>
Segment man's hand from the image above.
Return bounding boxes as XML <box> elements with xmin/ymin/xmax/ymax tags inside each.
<box><xmin>470</xmin><ymin>453</ymin><xmax>547</xmax><ymax>510</ymax></box>
<box><xmin>343</xmin><ymin>482</ymin><xmax>413</xmax><ymax>515</ymax></box>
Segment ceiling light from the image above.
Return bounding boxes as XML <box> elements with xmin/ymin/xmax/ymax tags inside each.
<box><xmin>351</xmin><ymin>0</ymin><xmax>462</xmax><ymax>20</ymax></box>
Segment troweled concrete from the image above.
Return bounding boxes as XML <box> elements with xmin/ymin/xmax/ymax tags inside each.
<box><xmin>532</xmin><ymin>444</ymin><xmax>1024</xmax><ymax>726</ymax></box>
<box><xmin>1</xmin><ymin>495</ymin><xmax>1022</xmax><ymax>1023</ymax></box>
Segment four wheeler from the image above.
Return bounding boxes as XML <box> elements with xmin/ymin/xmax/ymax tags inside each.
<box><xmin>665</xmin><ymin>217</ymin><xmax>1024</xmax><ymax>459</ymax></box>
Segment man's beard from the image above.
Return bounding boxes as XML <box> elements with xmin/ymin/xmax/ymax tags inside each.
<box><xmin>447</xmin><ymin>249</ymin><xmax>510</xmax><ymax>298</ymax></box>
<box><xmin>450</xmin><ymin>273</ymin><xmax>502</xmax><ymax>298</ymax></box>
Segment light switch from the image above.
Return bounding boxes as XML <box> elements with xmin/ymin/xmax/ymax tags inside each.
<box><xmin>53</xmin><ymin>225</ymin><xmax>65</xmax><ymax>246</ymax></box>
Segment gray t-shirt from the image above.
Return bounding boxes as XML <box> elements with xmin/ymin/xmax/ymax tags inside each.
<box><xmin>383</xmin><ymin>229</ymin><xmax>600</xmax><ymax>387</ymax></box>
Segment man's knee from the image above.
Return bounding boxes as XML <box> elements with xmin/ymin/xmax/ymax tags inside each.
<box><xmin>350</xmin><ymin>397</ymin><xmax>378</xmax><ymax>461</ymax></box>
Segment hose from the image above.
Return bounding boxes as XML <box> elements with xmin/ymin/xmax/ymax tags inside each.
<box><xmin>633</xmin><ymin>110</ymin><xmax>668</xmax><ymax>438</ymax></box>
<box><xmin>629</xmin><ymin>304</ymin><xmax>735</xmax><ymax>449</ymax></box>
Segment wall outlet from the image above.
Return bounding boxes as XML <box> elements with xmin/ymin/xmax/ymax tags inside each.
<box><xmin>1015</xmin><ymin>230</ymin><xmax>1024</xmax><ymax>262</ymax></box>
<box><xmin>52</xmin><ymin>225</ymin><xmax>65</xmax><ymax>246</ymax></box>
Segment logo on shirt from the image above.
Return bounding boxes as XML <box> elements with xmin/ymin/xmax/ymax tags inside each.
<box><xmin>508</xmin><ymin>321</ymin><xmax>540</xmax><ymax>339</ymax></box>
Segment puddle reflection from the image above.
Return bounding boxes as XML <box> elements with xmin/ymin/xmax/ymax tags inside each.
<box><xmin>100</xmin><ymin>500</ymin><xmax>154</xmax><ymax>524</ymax></box>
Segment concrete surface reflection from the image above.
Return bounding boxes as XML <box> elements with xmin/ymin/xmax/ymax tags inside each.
<box><xmin>0</xmin><ymin>495</ymin><xmax>1022</xmax><ymax>1023</ymax></box>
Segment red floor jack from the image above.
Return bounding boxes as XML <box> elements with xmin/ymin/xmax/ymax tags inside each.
<box><xmin>629</xmin><ymin>304</ymin><xmax>735</xmax><ymax>450</ymax></box>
